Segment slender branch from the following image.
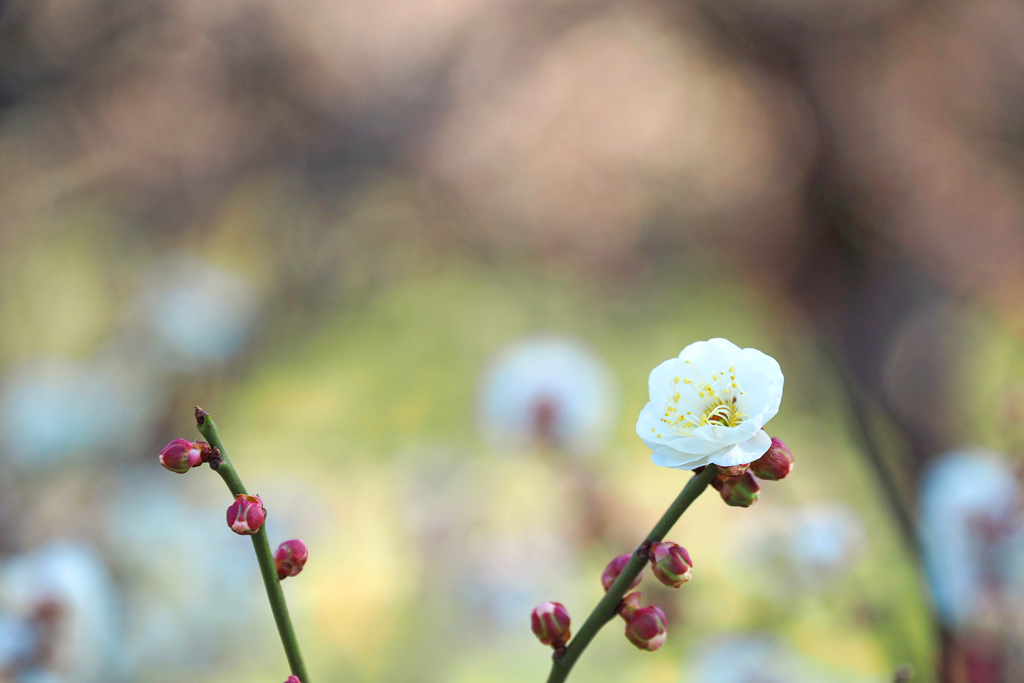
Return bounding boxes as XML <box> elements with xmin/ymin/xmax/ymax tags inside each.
<box><xmin>546</xmin><ymin>465</ymin><xmax>718</xmax><ymax>683</ymax></box>
<box><xmin>819</xmin><ymin>339</ymin><xmax>919</xmax><ymax>561</ymax></box>
<box><xmin>196</xmin><ymin>407</ymin><xmax>311</xmax><ymax>683</ymax></box>
<box><xmin>832</xmin><ymin>361</ymin><xmax>919</xmax><ymax>561</ymax></box>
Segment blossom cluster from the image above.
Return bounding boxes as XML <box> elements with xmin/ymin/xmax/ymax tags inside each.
<box><xmin>531</xmin><ymin>340</ymin><xmax>794</xmax><ymax>666</ymax></box>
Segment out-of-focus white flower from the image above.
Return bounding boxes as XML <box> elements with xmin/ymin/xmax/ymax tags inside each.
<box><xmin>686</xmin><ymin>633</ymin><xmax>873</xmax><ymax>683</ymax></box>
<box><xmin>460</xmin><ymin>530</ymin><xmax>572</xmax><ymax>634</ymax></box>
<box><xmin>138</xmin><ymin>254</ymin><xmax>258</xmax><ymax>366</ymax></box>
<box><xmin>103</xmin><ymin>473</ymin><xmax>261</xmax><ymax>673</ymax></box>
<box><xmin>0</xmin><ymin>359</ymin><xmax>145</xmax><ymax>466</ymax></box>
<box><xmin>0</xmin><ymin>542</ymin><xmax>122</xmax><ymax>683</ymax></box>
<box><xmin>732</xmin><ymin>503</ymin><xmax>866</xmax><ymax>596</ymax></box>
<box><xmin>919</xmin><ymin>449</ymin><xmax>1020</xmax><ymax>629</ymax></box>
<box><xmin>690</xmin><ymin>634</ymin><xmax>806</xmax><ymax>683</ymax></box>
<box><xmin>788</xmin><ymin>503</ymin><xmax>866</xmax><ymax>581</ymax></box>
<box><xmin>636</xmin><ymin>338</ymin><xmax>783</xmax><ymax>470</ymax></box>
<box><xmin>477</xmin><ymin>335</ymin><xmax>618</xmax><ymax>456</ymax></box>
<box><xmin>0</xmin><ymin>614</ymin><xmax>37</xmax><ymax>673</ymax></box>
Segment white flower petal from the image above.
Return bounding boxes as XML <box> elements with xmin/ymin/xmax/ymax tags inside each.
<box><xmin>637</xmin><ymin>402</ymin><xmax>724</xmax><ymax>455</ymax></box>
<box><xmin>635</xmin><ymin>402</ymin><xmax>663</xmax><ymax>436</ymax></box>
<box><xmin>737</xmin><ymin>346</ymin><xmax>783</xmax><ymax>387</ymax></box>
<box><xmin>705</xmin><ymin>338</ymin><xmax>744</xmax><ymax>354</ymax></box>
<box><xmin>708</xmin><ymin>429</ymin><xmax>772</xmax><ymax>467</ymax></box>
<box><xmin>651</xmin><ymin>446</ymin><xmax>706</xmax><ymax>468</ymax></box>
<box><xmin>733</xmin><ymin>368</ymin><xmax>775</xmax><ymax>411</ymax></box>
<box><xmin>735</xmin><ymin>349</ymin><xmax>784</xmax><ymax>416</ymax></box>
<box><xmin>666</xmin><ymin>452</ymin><xmax>717</xmax><ymax>470</ymax></box>
<box><xmin>664</xmin><ymin>436</ymin><xmax>726</xmax><ymax>455</ymax></box>
<box><xmin>680</xmin><ymin>341</ymin><xmax>733</xmax><ymax>374</ymax></box>
<box><xmin>690</xmin><ymin>418</ymin><xmax>763</xmax><ymax>446</ymax></box>
<box><xmin>648</xmin><ymin>358</ymin><xmax>684</xmax><ymax>403</ymax></box>
<box><xmin>640</xmin><ymin>432</ymin><xmax>724</xmax><ymax>456</ymax></box>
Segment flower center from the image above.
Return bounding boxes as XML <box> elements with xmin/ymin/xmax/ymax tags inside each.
<box><xmin>703</xmin><ymin>401</ymin><xmax>740</xmax><ymax>427</ymax></box>
<box><xmin>652</xmin><ymin>363</ymin><xmax>746</xmax><ymax>438</ymax></box>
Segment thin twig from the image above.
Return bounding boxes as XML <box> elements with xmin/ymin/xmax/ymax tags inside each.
<box><xmin>546</xmin><ymin>465</ymin><xmax>718</xmax><ymax>683</ymax></box>
<box><xmin>196</xmin><ymin>407</ymin><xmax>311</xmax><ymax>683</ymax></box>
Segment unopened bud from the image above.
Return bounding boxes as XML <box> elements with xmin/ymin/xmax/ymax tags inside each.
<box><xmin>750</xmin><ymin>437</ymin><xmax>793</xmax><ymax>481</ymax></box>
<box><xmin>720</xmin><ymin>471</ymin><xmax>760</xmax><ymax>507</ymax></box>
<box><xmin>618</xmin><ymin>592</ymin><xmax>644</xmax><ymax>622</ymax></box>
<box><xmin>226</xmin><ymin>494</ymin><xmax>266</xmax><ymax>535</ymax></box>
<box><xmin>716</xmin><ymin>463</ymin><xmax>749</xmax><ymax>478</ymax></box>
<box><xmin>158</xmin><ymin>439</ymin><xmax>209</xmax><ymax>474</ymax></box>
<box><xmin>697</xmin><ymin>466</ymin><xmax>727</xmax><ymax>491</ymax></box>
<box><xmin>284</xmin><ymin>677</ymin><xmax>301</xmax><ymax>683</ymax></box>
<box><xmin>624</xmin><ymin>605</ymin><xmax>667</xmax><ymax>651</ymax></box>
<box><xmin>601</xmin><ymin>554</ymin><xmax>642</xmax><ymax>592</ymax></box>
<box><xmin>275</xmin><ymin>539</ymin><xmax>309</xmax><ymax>580</ymax></box>
<box><xmin>649</xmin><ymin>542</ymin><xmax>693</xmax><ymax>588</ymax></box>
<box><xmin>531</xmin><ymin>602</ymin><xmax>571</xmax><ymax>646</ymax></box>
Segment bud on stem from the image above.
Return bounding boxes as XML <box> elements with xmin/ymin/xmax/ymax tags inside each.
<box><xmin>624</xmin><ymin>605</ymin><xmax>667</xmax><ymax>651</ymax></box>
<box><xmin>750</xmin><ymin>437</ymin><xmax>793</xmax><ymax>481</ymax></box>
<box><xmin>275</xmin><ymin>540</ymin><xmax>309</xmax><ymax>580</ymax></box>
<box><xmin>158</xmin><ymin>439</ymin><xmax>211</xmax><ymax>473</ymax></box>
<box><xmin>719</xmin><ymin>471</ymin><xmax>760</xmax><ymax>507</ymax></box>
<box><xmin>649</xmin><ymin>542</ymin><xmax>693</xmax><ymax>588</ymax></box>
<box><xmin>601</xmin><ymin>554</ymin><xmax>642</xmax><ymax>592</ymax></box>
<box><xmin>716</xmin><ymin>463</ymin><xmax>749</xmax><ymax>478</ymax></box>
<box><xmin>226</xmin><ymin>494</ymin><xmax>266</xmax><ymax>535</ymax></box>
<box><xmin>532</xmin><ymin>602</ymin><xmax>571</xmax><ymax>647</ymax></box>
<box><xmin>617</xmin><ymin>592</ymin><xmax>644</xmax><ymax>622</ymax></box>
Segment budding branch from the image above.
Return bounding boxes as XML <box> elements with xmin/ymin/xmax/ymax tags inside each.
<box><xmin>545</xmin><ymin>465</ymin><xmax>718</xmax><ymax>683</ymax></box>
<box><xmin>195</xmin><ymin>407</ymin><xmax>310</xmax><ymax>683</ymax></box>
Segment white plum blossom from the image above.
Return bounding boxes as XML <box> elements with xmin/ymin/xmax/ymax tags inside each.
<box><xmin>636</xmin><ymin>338</ymin><xmax>783</xmax><ymax>470</ymax></box>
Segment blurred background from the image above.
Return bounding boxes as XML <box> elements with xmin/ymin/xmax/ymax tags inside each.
<box><xmin>1</xmin><ymin>0</ymin><xmax>1024</xmax><ymax>680</ymax></box>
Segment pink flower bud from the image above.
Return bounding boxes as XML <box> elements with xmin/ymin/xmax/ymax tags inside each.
<box><xmin>284</xmin><ymin>678</ymin><xmax>301</xmax><ymax>683</ymax></box>
<box><xmin>750</xmin><ymin>437</ymin><xmax>793</xmax><ymax>481</ymax></box>
<box><xmin>618</xmin><ymin>591</ymin><xmax>644</xmax><ymax>622</ymax></box>
<box><xmin>696</xmin><ymin>466</ymin><xmax>727</xmax><ymax>492</ymax></box>
<box><xmin>649</xmin><ymin>542</ymin><xmax>693</xmax><ymax>588</ymax></box>
<box><xmin>624</xmin><ymin>605</ymin><xmax>667</xmax><ymax>651</ymax></box>
<box><xmin>716</xmin><ymin>463</ymin><xmax>749</xmax><ymax>478</ymax></box>
<box><xmin>601</xmin><ymin>553</ymin><xmax>642</xmax><ymax>592</ymax></box>
<box><xmin>720</xmin><ymin>471</ymin><xmax>760</xmax><ymax>507</ymax></box>
<box><xmin>531</xmin><ymin>601</ymin><xmax>571</xmax><ymax>646</ymax></box>
<box><xmin>274</xmin><ymin>539</ymin><xmax>309</xmax><ymax>580</ymax></box>
<box><xmin>158</xmin><ymin>438</ymin><xmax>209</xmax><ymax>474</ymax></box>
<box><xmin>226</xmin><ymin>494</ymin><xmax>266</xmax><ymax>535</ymax></box>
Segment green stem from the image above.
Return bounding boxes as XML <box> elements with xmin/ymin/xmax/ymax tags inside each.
<box><xmin>546</xmin><ymin>465</ymin><xmax>718</xmax><ymax>683</ymax></box>
<box><xmin>197</xmin><ymin>408</ymin><xmax>311</xmax><ymax>683</ymax></box>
